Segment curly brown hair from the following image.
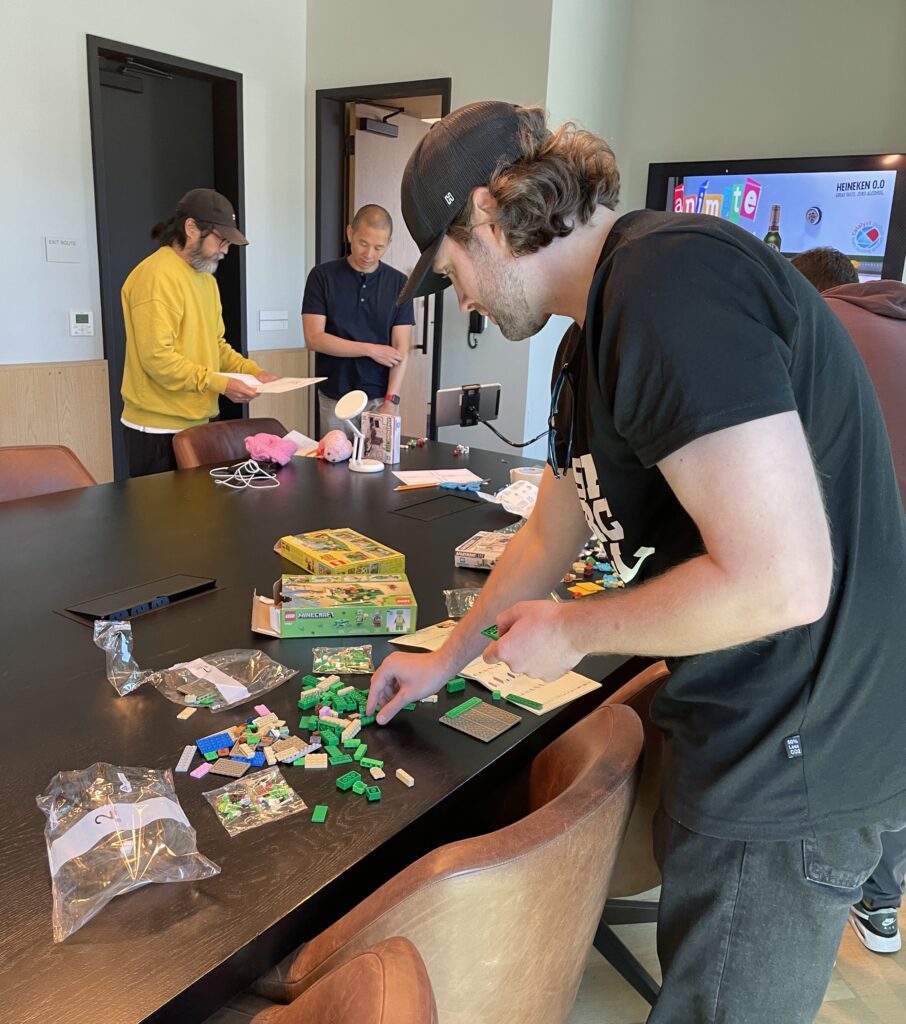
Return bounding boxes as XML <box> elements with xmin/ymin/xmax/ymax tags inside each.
<box><xmin>446</xmin><ymin>105</ymin><xmax>620</xmax><ymax>256</ymax></box>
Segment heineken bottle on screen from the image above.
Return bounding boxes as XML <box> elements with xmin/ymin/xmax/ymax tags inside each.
<box><xmin>763</xmin><ymin>204</ymin><xmax>782</xmax><ymax>251</ymax></box>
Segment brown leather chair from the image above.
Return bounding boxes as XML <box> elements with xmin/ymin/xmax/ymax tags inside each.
<box><xmin>593</xmin><ymin>660</ymin><xmax>671</xmax><ymax>1005</ymax></box>
<box><xmin>250</xmin><ymin>938</ymin><xmax>437</xmax><ymax>1024</ymax></box>
<box><xmin>172</xmin><ymin>417</ymin><xmax>288</xmax><ymax>470</ymax></box>
<box><xmin>253</xmin><ymin>703</ymin><xmax>643</xmax><ymax>1024</ymax></box>
<box><xmin>0</xmin><ymin>444</ymin><xmax>96</xmax><ymax>502</ymax></box>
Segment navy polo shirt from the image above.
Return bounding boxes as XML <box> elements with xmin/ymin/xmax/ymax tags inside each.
<box><xmin>301</xmin><ymin>258</ymin><xmax>415</xmax><ymax>399</ymax></box>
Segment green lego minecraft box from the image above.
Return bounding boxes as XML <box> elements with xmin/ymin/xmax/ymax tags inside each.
<box><xmin>251</xmin><ymin>574</ymin><xmax>417</xmax><ymax>638</ymax></box>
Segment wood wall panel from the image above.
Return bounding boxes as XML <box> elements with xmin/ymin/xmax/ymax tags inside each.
<box><xmin>0</xmin><ymin>361</ymin><xmax>113</xmax><ymax>483</ymax></box>
<box><xmin>249</xmin><ymin>347</ymin><xmax>315</xmax><ymax>436</ymax></box>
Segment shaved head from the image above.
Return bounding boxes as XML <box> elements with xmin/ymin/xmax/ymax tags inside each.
<box><xmin>351</xmin><ymin>204</ymin><xmax>393</xmax><ymax>235</ymax></box>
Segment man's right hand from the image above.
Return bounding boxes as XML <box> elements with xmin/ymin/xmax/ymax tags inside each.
<box><xmin>224</xmin><ymin>378</ymin><xmax>259</xmax><ymax>403</ymax></box>
<box><xmin>367</xmin><ymin>650</ymin><xmax>453</xmax><ymax>724</ymax></box>
<box><xmin>368</xmin><ymin>344</ymin><xmax>403</xmax><ymax>368</ymax></box>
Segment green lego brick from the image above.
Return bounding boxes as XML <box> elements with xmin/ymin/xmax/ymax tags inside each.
<box><xmin>403</xmin><ymin>702</ymin><xmax>417</xmax><ymax>711</ymax></box>
<box><xmin>447</xmin><ymin>696</ymin><xmax>483</xmax><ymax>719</ymax></box>
<box><xmin>481</xmin><ymin>624</ymin><xmax>499</xmax><ymax>640</ymax></box>
<box><xmin>325</xmin><ymin>744</ymin><xmax>343</xmax><ymax>758</ymax></box>
<box><xmin>359</xmin><ymin>715</ymin><xmax>376</xmax><ymax>727</ymax></box>
<box><xmin>492</xmin><ymin>690</ymin><xmax>502</xmax><ymax>701</ymax></box>
<box><xmin>328</xmin><ymin>679</ymin><xmax>345</xmax><ymax>693</ymax></box>
<box><xmin>359</xmin><ymin>756</ymin><xmax>384</xmax><ymax>769</ymax></box>
<box><xmin>298</xmin><ymin>695</ymin><xmax>320</xmax><ymax>711</ymax></box>
<box><xmin>204</xmin><ymin>751</ymin><xmax>218</xmax><ymax>762</ymax></box>
<box><xmin>351</xmin><ymin>780</ymin><xmax>367</xmax><ymax>795</ymax></box>
<box><xmin>299</xmin><ymin>715</ymin><xmax>320</xmax><ymax>730</ymax></box>
<box><xmin>353</xmin><ymin>744</ymin><xmax>368</xmax><ymax>761</ymax></box>
<box><xmin>292</xmin><ymin>757</ymin><xmax>306</xmax><ymax>766</ymax></box>
<box><xmin>343</xmin><ymin>737</ymin><xmax>362</xmax><ymax>749</ymax></box>
<box><xmin>446</xmin><ymin>677</ymin><xmax>466</xmax><ymax>694</ymax></box>
<box><xmin>311</xmin><ymin>804</ymin><xmax>329</xmax><ymax>823</ymax></box>
<box><xmin>336</xmin><ymin>770</ymin><xmax>361</xmax><ymax>791</ymax></box>
<box><xmin>365</xmin><ymin>786</ymin><xmax>381</xmax><ymax>802</ymax></box>
<box><xmin>302</xmin><ymin>675</ymin><xmax>320</xmax><ymax>688</ymax></box>
<box><xmin>329</xmin><ymin>753</ymin><xmax>353</xmax><ymax>766</ymax></box>
<box><xmin>505</xmin><ymin>693</ymin><xmax>543</xmax><ymax>711</ymax></box>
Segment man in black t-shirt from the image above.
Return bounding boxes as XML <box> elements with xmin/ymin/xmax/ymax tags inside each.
<box><xmin>366</xmin><ymin>102</ymin><xmax>906</xmax><ymax>1023</ymax></box>
<box><xmin>302</xmin><ymin>204</ymin><xmax>415</xmax><ymax>434</ymax></box>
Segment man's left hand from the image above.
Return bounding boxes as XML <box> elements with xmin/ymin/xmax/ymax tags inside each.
<box><xmin>257</xmin><ymin>371</ymin><xmax>280</xmax><ymax>383</ymax></box>
<box><xmin>482</xmin><ymin>600</ymin><xmax>583</xmax><ymax>681</ymax></box>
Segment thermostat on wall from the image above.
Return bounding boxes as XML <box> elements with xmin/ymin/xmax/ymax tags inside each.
<box><xmin>69</xmin><ymin>311</ymin><xmax>94</xmax><ymax>337</ymax></box>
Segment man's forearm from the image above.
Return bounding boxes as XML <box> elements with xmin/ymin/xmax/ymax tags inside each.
<box><xmin>306</xmin><ymin>331</ymin><xmax>371</xmax><ymax>359</ymax></box>
<box><xmin>386</xmin><ymin>350</ymin><xmax>408</xmax><ymax>396</ymax></box>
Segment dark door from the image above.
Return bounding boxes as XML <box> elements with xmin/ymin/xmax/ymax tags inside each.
<box><xmin>88</xmin><ymin>38</ymin><xmax>246</xmax><ymax>480</ymax></box>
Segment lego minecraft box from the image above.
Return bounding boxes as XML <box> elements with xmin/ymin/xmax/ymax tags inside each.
<box><xmin>251</xmin><ymin>574</ymin><xmax>417</xmax><ymax>638</ymax></box>
<box><xmin>362</xmin><ymin>411</ymin><xmax>401</xmax><ymax>465</ymax></box>
<box><xmin>274</xmin><ymin>528</ymin><xmax>405</xmax><ymax>576</ymax></box>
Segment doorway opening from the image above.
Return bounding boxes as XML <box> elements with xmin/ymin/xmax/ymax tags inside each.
<box><xmin>87</xmin><ymin>36</ymin><xmax>246</xmax><ymax>480</ymax></box>
<box><xmin>314</xmin><ymin>78</ymin><xmax>451</xmax><ymax>439</ymax></box>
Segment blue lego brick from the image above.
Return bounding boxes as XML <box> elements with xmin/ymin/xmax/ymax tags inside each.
<box><xmin>231</xmin><ymin>750</ymin><xmax>266</xmax><ymax>767</ymax></box>
<box><xmin>196</xmin><ymin>731</ymin><xmax>234</xmax><ymax>755</ymax></box>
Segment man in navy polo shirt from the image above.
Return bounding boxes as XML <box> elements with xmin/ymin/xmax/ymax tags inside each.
<box><xmin>302</xmin><ymin>204</ymin><xmax>415</xmax><ymax>434</ymax></box>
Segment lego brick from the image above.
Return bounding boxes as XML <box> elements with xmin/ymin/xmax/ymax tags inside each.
<box><xmin>254</xmin><ymin>704</ymin><xmax>271</xmax><ymax>716</ymax></box>
<box><xmin>395</xmin><ymin>768</ymin><xmax>415</xmax><ymax>788</ymax></box>
<box><xmin>336</xmin><ymin>770</ymin><xmax>361</xmax><ymax>791</ymax></box>
<box><xmin>446</xmin><ymin>696</ymin><xmax>483</xmax><ymax>719</ymax></box>
<box><xmin>419</xmin><ymin>694</ymin><xmax>439</xmax><ymax>703</ymax></box>
<box><xmin>325</xmin><ymin>745</ymin><xmax>343</xmax><ymax>758</ymax></box>
<box><xmin>359</xmin><ymin>715</ymin><xmax>376</xmax><ymax>727</ymax></box>
<box><xmin>353</xmin><ymin>744</ymin><xmax>367</xmax><ymax>762</ymax></box>
<box><xmin>343</xmin><ymin>737</ymin><xmax>362</xmax><ymax>749</ymax></box>
<box><xmin>341</xmin><ymin>720</ymin><xmax>361</xmax><ymax>742</ymax></box>
<box><xmin>440</xmin><ymin>701</ymin><xmax>521</xmax><ymax>743</ymax></box>
<box><xmin>445</xmin><ymin>677</ymin><xmax>466</xmax><ymax>694</ymax></box>
<box><xmin>210</xmin><ymin>758</ymin><xmax>251</xmax><ymax>778</ymax></box>
<box><xmin>264</xmin><ymin>747</ymin><xmax>277</xmax><ymax>766</ymax></box>
<box><xmin>190</xmin><ymin>763</ymin><xmax>211</xmax><ymax>779</ymax></box>
<box><xmin>403</xmin><ymin>703</ymin><xmax>417</xmax><ymax>711</ymax></box>
<box><xmin>359</xmin><ymin>756</ymin><xmax>384</xmax><ymax>769</ymax></box>
<box><xmin>204</xmin><ymin>751</ymin><xmax>218</xmax><ymax>762</ymax></box>
<box><xmin>365</xmin><ymin>786</ymin><xmax>381</xmax><ymax>802</ymax></box>
<box><xmin>481</xmin><ymin>624</ymin><xmax>499</xmax><ymax>640</ymax></box>
<box><xmin>505</xmin><ymin>693</ymin><xmax>543</xmax><ymax>711</ymax></box>
<box><xmin>337</xmin><ymin>686</ymin><xmax>354</xmax><ymax>696</ymax></box>
<box><xmin>196</xmin><ymin>731</ymin><xmax>235</xmax><ymax>755</ymax></box>
<box><xmin>329</xmin><ymin>753</ymin><xmax>353</xmax><ymax>766</ymax></box>
<box><xmin>175</xmin><ymin>745</ymin><xmax>195</xmax><ymax>772</ymax></box>
<box><xmin>232</xmin><ymin>750</ymin><xmax>267</xmax><ymax>767</ymax></box>
<box><xmin>492</xmin><ymin>690</ymin><xmax>502</xmax><ymax>701</ymax></box>
<box><xmin>352</xmin><ymin>780</ymin><xmax>367</xmax><ymax>795</ymax></box>
<box><xmin>311</xmin><ymin>804</ymin><xmax>329</xmax><ymax>823</ymax></box>
<box><xmin>369</xmin><ymin>766</ymin><xmax>385</xmax><ymax>780</ymax></box>
<box><xmin>176</xmin><ymin>706</ymin><xmax>197</xmax><ymax>720</ymax></box>
<box><xmin>305</xmin><ymin>753</ymin><xmax>328</xmax><ymax>770</ymax></box>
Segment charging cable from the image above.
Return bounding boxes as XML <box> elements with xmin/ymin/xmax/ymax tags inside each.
<box><xmin>209</xmin><ymin>459</ymin><xmax>280</xmax><ymax>489</ymax></box>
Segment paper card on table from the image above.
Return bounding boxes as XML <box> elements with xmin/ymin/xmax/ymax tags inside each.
<box><xmin>224</xmin><ymin>374</ymin><xmax>326</xmax><ymax>395</ymax></box>
<box><xmin>283</xmin><ymin>429</ymin><xmax>319</xmax><ymax>456</ymax></box>
<box><xmin>389</xmin><ymin>619</ymin><xmax>457</xmax><ymax>652</ymax></box>
<box><xmin>458</xmin><ymin>657</ymin><xmax>600</xmax><ymax>715</ymax></box>
<box><xmin>392</xmin><ymin>469</ymin><xmax>483</xmax><ymax>486</ymax></box>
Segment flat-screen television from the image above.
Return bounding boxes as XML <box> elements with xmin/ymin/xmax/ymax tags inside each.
<box><xmin>646</xmin><ymin>154</ymin><xmax>906</xmax><ymax>281</ymax></box>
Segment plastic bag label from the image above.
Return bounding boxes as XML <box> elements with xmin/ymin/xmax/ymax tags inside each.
<box><xmin>176</xmin><ymin>658</ymin><xmax>251</xmax><ymax>703</ymax></box>
<box><xmin>48</xmin><ymin>797</ymin><xmax>190</xmax><ymax>877</ymax></box>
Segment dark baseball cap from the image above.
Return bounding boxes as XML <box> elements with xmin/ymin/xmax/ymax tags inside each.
<box><xmin>397</xmin><ymin>101</ymin><xmax>523</xmax><ymax>305</ymax></box>
<box><xmin>176</xmin><ymin>188</ymin><xmax>249</xmax><ymax>246</ymax></box>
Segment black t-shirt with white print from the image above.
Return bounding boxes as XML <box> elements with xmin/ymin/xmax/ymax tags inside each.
<box><xmin>550</xmin><ymin>210</ymin><xmax>906</xmax><ymax>841</ymax></box>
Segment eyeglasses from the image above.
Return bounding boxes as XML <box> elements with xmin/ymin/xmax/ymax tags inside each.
<box><xmin>208</xmin><ymin>230</ymin><xmax>230</xmax><ymax>253</ymax></box>
<box><xmin>548</xmin><ymin>362</ymin><xmax>574</xmax><ymax>479</ymax></box>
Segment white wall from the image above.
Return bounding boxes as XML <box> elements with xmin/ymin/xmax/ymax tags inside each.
<box><xmin>305</xmin><ymin>0</ymin><xmax>555</xmax><ymax>453</ymax></box>
<box><xmin>0</xmin><ymin>0</ymin><xmax>306</xmax><ymax>366</ymax></box>
<box><xmin>618</xmin><ymin>0</ymin><xmax>906</xmax><ymax>213</ymax></box>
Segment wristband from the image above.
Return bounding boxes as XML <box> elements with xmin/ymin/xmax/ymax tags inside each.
<box><xmin>384</xmin><ymin>393</ymin><xmax>401</xmax><ymax>406</ymax></box>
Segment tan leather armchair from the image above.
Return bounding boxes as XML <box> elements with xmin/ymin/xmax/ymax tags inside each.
<box><xmin>593</xmin><ymin>660</ymin><xmax>671</xmax><ymax>1005</ymax></box>
<box><xmin>0</xmin><ymin>444</ymin><xmax>96</xmax><ymax>502</ymax></box>
<box><xmin>250</xmin><ymin>937</ymin><xmax>437</xmax><ymax>1024</ymax></box>
<box><xmin>253</xmin><ymin>702</ymin><xmax>643</xmax><ymax>1024</ymax></box>
<box><xmin>173</xmin><ymin>417</ymin><xmax>288</xmax><ymax>470</ymax></box>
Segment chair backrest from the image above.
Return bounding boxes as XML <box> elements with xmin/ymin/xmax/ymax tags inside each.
<box><xmin>604</xmin><ymin>660</ymin><xmax>671</xmax><ymax>897</ymax></box>
<box><xmin>264</xmin><ymin>937</ymin><xmax>437</xmax><ymax>1024</ymax></box>
<box><xmin>172</xmin><ymin>417</ymin><xmax>288</xmax><ymax>470</ymax></box>
<box><xmin>258</xmin><ymin>703</ymin><xmax>643</xmax><ymax>1024</ymax></box>
<box><xmin>0</xmin><ymin>445</ymin><xmax>96</xmax><ymax>503</ymax></box>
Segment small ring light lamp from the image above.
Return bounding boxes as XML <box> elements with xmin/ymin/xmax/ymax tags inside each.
<box><xmin>334</xmin><ymin>389</ymin><xmax>384</xmax><ymax>474</ymax></box>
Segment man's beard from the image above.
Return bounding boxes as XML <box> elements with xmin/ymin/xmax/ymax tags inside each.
<box><xmin>185</xmin><ymin>239</ymin><xmax>223</xmax><ymax>275</ymax></box>
<box><xmin>469</xmin><ymin>237</ymin><xmax>549</xmax><ymax>340</ymax></box>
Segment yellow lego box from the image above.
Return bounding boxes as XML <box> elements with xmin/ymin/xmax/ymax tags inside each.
<box><xmin>274</xmin><ymin>528</ymin><xmax>405</xmax><ymax>576</ymax></box>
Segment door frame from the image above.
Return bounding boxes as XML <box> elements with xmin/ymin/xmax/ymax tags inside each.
<box><xmin>86</xmin><ymin>35</ymin><xmax>246</xmax><ymax>479</ymax></box>
<box><xmin>314</xmin><ymin>78</ymin><xmax>451</xmax><ymax>439</ymax></box>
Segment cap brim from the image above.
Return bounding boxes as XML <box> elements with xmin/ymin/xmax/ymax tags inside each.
<box><xmin>397</xmin><ymin>234</ymin><xmax>449</xmax><ymax>305</ymax></box>
<box><xmin>218</xmin><ymin>223</ymin><xmax>249</xmax><ymax>246</ymax></box>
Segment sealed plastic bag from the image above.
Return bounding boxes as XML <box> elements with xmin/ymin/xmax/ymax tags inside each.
<box><xmin>204</xmin><ymin>768</ymin><xmax>307</xmax><ymax>836</ymax></box>
<box><xmin>443</xmin><ymin>587</ymin><xmax>482</xmax><ymax>619</ymax></box>
<box><xmin>93</xmin><ymin>620</ymin><xmax>297</xmax><ymax>711</ymax></box>
<box><xmin>37</xmin><ymin>762</ymin><xmax>219</xmax><ymax>942</ymax></box>
<box><xmin>312</xmin><ymin>644</ymin><xmax>374</xmax><ymax>675</ymax></box>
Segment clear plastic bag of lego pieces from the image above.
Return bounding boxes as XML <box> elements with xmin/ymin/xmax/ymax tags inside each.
<box><xmin>312</xmin><ymin>644</ymin><xmax>374</xmax><ymax>675</ymax></box>
<box><xmin>36</xmin><ymin>762</ymin><xmax>220</xmax><ymax>942</ymax></box>
<box><xmin>93</xmin><ymin>620</ymin><xmax>297</xmax><ymax>711</ymax></box>
<box><xmin>204</xmin><ymin>768</ymin><xmax>307</xmax><ymax>837</ymax></box>
<box><xmin>443</xmin><ymin>587</ymin><xmax>482</xmax><ymax>620</ymax></box>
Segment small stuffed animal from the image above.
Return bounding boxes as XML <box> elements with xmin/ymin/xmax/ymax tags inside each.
<box><xmin>318</xmin><ymin>430</ymin><xmax>352</xmax><ymax>463</ymax></box>
<box><xmin>244</xmin><ymin>433</ymin><xmax>298</xmax><ymax>466</ymax></box>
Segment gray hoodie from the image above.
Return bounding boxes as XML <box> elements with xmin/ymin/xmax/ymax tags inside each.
<box><xmin>823</xmin><ymin>279</ymin><xmax>906</xmax><ymax>505</ymax></box>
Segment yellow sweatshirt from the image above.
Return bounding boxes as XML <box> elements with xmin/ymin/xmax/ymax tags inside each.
<box><xmin>120</xmin><ymin>246</ymin><xmax>261</xmax><ymax>430</ymax></box>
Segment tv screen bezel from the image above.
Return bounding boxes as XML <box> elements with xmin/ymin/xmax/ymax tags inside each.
<box><xmin>645</xmin><ymin>153</ymin><xmax>906</xmax><ymax>280</ymax></box>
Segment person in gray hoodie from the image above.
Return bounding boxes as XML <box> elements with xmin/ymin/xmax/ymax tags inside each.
<box><xmin>792</xmin><ymin>246</ymin><xmax>906</xmax><ymax>954</ymax></box>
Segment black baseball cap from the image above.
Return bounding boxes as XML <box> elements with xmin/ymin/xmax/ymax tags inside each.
<box><xmin>176</xmin><ymin>188</ymin><xmax>249</xmax><ymax>245</ymax></box>
<box><xmin>397</xmin><ymin>101</ymin><xmax>523</xmax><ymax>305</ymax></box>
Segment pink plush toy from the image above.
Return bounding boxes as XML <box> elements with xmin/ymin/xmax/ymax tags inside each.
<box><xmin>244</xmin><ymin>433</ymin><xmax>298</xmax><ymax>466</ymax></box>
<box><xmin>318</xmin><ymin>429</ymin><xmax>353</xmax><ymax>463</ymax></box>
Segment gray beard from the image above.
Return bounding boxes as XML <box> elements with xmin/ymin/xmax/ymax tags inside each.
<box><xmin>189</xmin><ymin>253</ymin><xmax>222</xmax><ymax>275</ymax></box>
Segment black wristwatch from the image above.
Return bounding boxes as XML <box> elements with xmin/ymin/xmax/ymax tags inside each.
<box><xmin>384</xmin><ymin>393</ymin><xmax>400</xmax><ymax>406</ymax></box>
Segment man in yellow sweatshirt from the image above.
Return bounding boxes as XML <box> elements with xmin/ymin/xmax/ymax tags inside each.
<box><xmin>120</xmin><ymin>188</ymin><xmax>277</xmax><ymax>477</ymax></box>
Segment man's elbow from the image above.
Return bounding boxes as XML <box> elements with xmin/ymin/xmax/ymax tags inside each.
<box><xmin>774</xmin><ymin>562</ymin><xmax>833</xmax><ymax>630</ymax></box>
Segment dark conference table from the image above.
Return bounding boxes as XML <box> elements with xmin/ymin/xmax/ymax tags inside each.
<box><xmin>0</xmin><ymin>441</ymin><xmax>637</xmax><ymax>1024</ymax></box>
